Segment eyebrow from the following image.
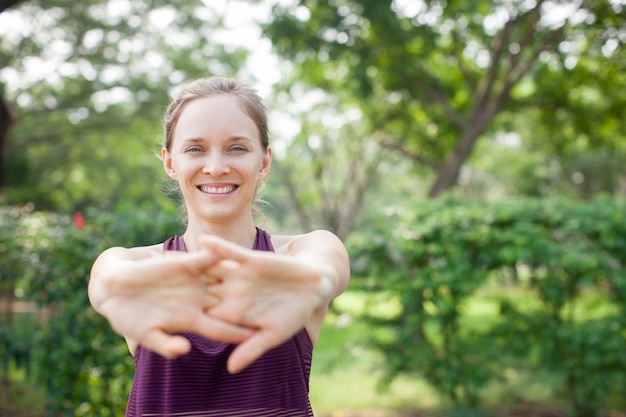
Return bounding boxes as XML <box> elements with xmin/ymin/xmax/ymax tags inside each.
<box><xmin>180</xmin><ymin>136</ymin><xmax>255</xmax><ymax>144</ymax></box>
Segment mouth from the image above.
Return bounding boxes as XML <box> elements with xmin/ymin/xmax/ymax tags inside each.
<box><xmin>198</xmin><ymin>184</ymin><xmax>238</xmax><ymax>195</ymax></box>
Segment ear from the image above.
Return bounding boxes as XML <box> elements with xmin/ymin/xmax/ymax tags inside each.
<box><xmin>257</xmin><ymin>147</ymin><xmax>272</xmax><ymax>182</ymax></box>
<box><xmin>162</xmin><ymin>147</ymin><xmax>177</xmax><ymax>179</ymax></box>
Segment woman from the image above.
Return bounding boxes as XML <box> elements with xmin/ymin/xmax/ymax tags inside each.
<box><xmin>88</xmin><ymin>76</ymin><xmax>350</xmax><ymax>417</ymax></box>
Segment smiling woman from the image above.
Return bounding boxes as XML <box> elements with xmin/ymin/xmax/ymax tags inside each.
<box><xmin>87</xmin><ymin>76</ymin><xmax>350</xmax><ymax>417</ymax></box>
<box><xmin>163</xmin><ymin>92</ymin><xmax>271</xmax><ymax>226</ymax></box>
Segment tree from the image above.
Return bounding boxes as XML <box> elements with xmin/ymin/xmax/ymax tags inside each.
<box><xmin>263</xmin><ymin>0</ymin><xmax>626</xmax><ymax>198</ymax></box>
<box><xmin>0</xmin><ymin>0</ymin><xmax>23</xmax><ymax>194</ymax></box>
<box><xmin>264</xmin><ymin>88</ymin><xmax>388</xmax><ymax>239</ymax></box>
<box><xmin>0</xmin><ymin>0</ymin><xmax>249</xmax><ymax>211</ymax></box>
<box><xmin>0</xmin><ymin>95</ymin><xmax>14</xmax><ymax>195</ymax></box>
<box><xmin>0</xmin><ymin>0</ymin><xmax>23</xmax><ymax>12</ymax></box>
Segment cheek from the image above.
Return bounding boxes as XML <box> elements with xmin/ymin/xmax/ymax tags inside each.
<box><xmin>170</xmin><ymin>162</ymin><xmax>196</xmax><ymax>183</ymax></box>
<box><xmin>175</xmin><ymin>157</ymin><xmax>203</xmax><ymax>174</ymax></box>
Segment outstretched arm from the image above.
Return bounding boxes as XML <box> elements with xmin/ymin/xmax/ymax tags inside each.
<box><xmin>199</xmin><ymin>230</ymin><xmax>350</xmax><ymax>373</ymax></box>
<box><xmin>88</xmin><ymin>246</ymin><xmax>254</xmax><ymax>358</ymax></box>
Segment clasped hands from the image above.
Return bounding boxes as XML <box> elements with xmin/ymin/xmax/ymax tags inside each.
<box><xmin>99</xmin><ymin>235</ymin><xmax>323</xmax><ymax>374</ymax></box>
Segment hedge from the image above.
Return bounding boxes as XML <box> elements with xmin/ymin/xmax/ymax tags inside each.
<box><xmin>350</xmin><ymin>195</ymin><xmax>626</xmax><ymax>416</ymax></box>
<box><xmin>0</xmin><ymin>205</ymin><xmax>183</xmax><ymax>416</ymax></box>
<box><xmin>2</xmin><ymin>195</ymin><xmax>625</xmax><ymax>416</ymax></box>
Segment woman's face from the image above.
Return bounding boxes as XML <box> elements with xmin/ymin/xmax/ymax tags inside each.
<box><xmin>162</xmin><ymin>94</ymin><xmax>271</xmax><ymax>224</ymax></box>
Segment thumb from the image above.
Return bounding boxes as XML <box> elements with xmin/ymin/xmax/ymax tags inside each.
<box><xmin>163</xmin><ymin>249</ymin><xmax>220</xmax><ymax>272</ymax></box>
<box><xmin>142</xmin><ymin>330</ymin><xmax>192</xmax><ymax>359</ymax></box>
<box><xmin>226</xmin><ymin>331</ymin><xmax>279</xmax><ymax>374</ymax></box>
<box><xmin>199</xmin><ymin>235</ymin><xmax>251</xmax><ymax>263</ymax></box>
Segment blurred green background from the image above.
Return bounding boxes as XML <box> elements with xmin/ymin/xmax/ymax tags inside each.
<box><xmin>1</xmin><ymin>0</ymin><xmax>625</xmax><ymax>416</ymax></box>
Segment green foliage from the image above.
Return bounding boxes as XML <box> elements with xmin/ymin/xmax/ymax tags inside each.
<box><xmin>349</xmin><ymin>195</ymin><xmax>626</xmax><ymax>416</ymax></box>
<box><xmin>263</xmin><ymin>1</ymin><xmax>626</xmax><ymax>197</ymax></box>
<box><xmin>0</xmin><ymin>204</ymin><xmax>182</xmax><ymax>416</ymax></box>
<box><xmin>0</xmin><ymin>0</ymin><xmax>248</xmax><ymax>213</ymax></box>
<box><xmin>3</xmin><ymin>196</ymin><xmax>626</xmax><ymax>416</ymax></box>
<box><xmin>267</xmin><ymin>94</ymin><xmax>385</xmax><ymax>239</ymax></box>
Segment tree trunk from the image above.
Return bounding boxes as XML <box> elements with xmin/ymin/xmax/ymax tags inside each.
<box><xmin>428</xmin><ymin>120</ymin><xmax>488</xmax><ymax>198</ymax></box>
<box><xmin>0</xmin><ymin>96</ymin><xmax>15</xmax><ymax>194</ymax></box>
<box><xmin>425</xmin><ymin>0</ymin><xmax>564</xmax><ymax>198</ymax></box>
<box><xmin>0</xmin><ymin>0</ymin><xmax>24</xmax><ymax>194</ymax></box>
<box><xmin>0</xmin><ymin>0</ymin><xmax>24</xmax><ymax>13</ymax></box>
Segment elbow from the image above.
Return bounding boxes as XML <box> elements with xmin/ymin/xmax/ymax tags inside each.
<box><xmin>87</xmin><ymin>270</ymin><xmax>108</xmax><ymax>313</ymax></box>
<box><xmin>88</xmin><ymin>266</ymin><xmax>121</xmax><ymax>314</ymax></box>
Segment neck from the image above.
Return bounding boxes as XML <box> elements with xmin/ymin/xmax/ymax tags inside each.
<box><xmin>182</xmin><ymin>218</ymin><xmax>258</xmax><ymax>252</ymax></box>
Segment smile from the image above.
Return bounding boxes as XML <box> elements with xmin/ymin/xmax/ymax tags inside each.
<box><xmin>198</xmin><ymin>185</ymin><xmax>238</xmax><ymax>194</ymax></box>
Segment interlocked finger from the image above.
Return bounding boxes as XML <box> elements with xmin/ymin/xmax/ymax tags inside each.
<box><xmin>199</xmin><ymin>273</ymin><xmax>222</xmax><ymax>285</ymax></box>
<box><xmin>203</xmin><ymin>288</ymin><xmax>221</xmax><ymax>311</ymax></box>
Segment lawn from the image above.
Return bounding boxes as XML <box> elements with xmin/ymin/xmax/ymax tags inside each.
<box><xmin>309</xmin><ymin>291</ymin><xmax>440</xmax><ymax>415</ymax></box>
<box><xmin>309</xmin><ymin>289</ymin><xmax>624</xmax><ymax>417</ymax></box>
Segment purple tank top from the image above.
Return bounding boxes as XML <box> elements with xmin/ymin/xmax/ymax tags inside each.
<box><xmin>125</xmin><ymin>228</ymin><xmax>314</xmax><ymax>417</ymax></box>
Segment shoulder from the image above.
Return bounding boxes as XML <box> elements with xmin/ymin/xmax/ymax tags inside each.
<box><xmin>271</xmin><ymin>230</ymin><xmax>346</xmax><ymax>256</ymax></box>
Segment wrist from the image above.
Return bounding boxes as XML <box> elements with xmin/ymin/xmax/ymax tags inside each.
<box><xmin>293</xmin><ymin>252</ymin><xmax>338</xmax><ymax>310</ymax></box>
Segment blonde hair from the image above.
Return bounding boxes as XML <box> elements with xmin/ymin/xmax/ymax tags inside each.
<box><xmin>163</xmin><ymin>76</ymin><xmax>269</xmax><ymax>152</ymax></box>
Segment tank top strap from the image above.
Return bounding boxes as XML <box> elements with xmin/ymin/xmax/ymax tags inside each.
<box><xmin>254</xmin><ymin>227</ymin><xmax>275</xmax><ymax>252</ymax></box>
<box><xmin>163</xmin><ymin>235</ymin><xmax>185</xmax><ymax>252</ymax></box>
<box><xmin>164</xmin><ymin>229</ymin><xmax>274</xmax><ymax>253</ymax></box>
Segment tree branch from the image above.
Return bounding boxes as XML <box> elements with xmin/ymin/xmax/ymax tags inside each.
<box><xmin>282</xmin><ymin>166</ymin><xmax>315</xmax><ymax>232</ymax></box>
<box><xmin>511</xmin><ymin>26</ymin><xmax>565</xmax><ymax>89</ymax></box>
<box><xmin>474</xmin><ymin>0</ymin><xmax>546</xmax><ymax>114</ymax></box>
<box><xmin>375</xmin><ymin>132</ymin><xmax>437</xmax><ymax>169</ymax></box>
<box><xmin>450</xmin><ymin>28</ymin><xmax>477</xmax><ymax>91</ymax></box>
<box><xmin>405</xmin><ymin>75</ymin><xmax>467</xmax><ymax>128</ymax></box>
<box><xmin>337</xmin><ymin>158</ymin><xmax>380</xmax><ymax>240</ymax></box>
<box><xmin>505</xmin><ymin>1</ymin><xmax>543</xmax><ymax>79</ymax></box>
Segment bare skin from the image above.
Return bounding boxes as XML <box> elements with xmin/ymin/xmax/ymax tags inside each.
<box><xmin>88</xmin><ymin>92</ymin><xmax>350</xmax><ymax>374</ymax></box>
<box><xmin>89</xmin><ymin>230</ymin><xmax>349</xmax><ymax>374</ymax></box>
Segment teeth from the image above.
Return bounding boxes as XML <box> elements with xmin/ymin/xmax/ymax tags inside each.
<box><xmin>200</xmin><ymin>185</ymin><xmax>235</xmax><ymax>194</ymax></box>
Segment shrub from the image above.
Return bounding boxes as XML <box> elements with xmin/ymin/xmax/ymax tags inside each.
<box><xmin>350</xmin><ymin>195</ymin><xmax>626</xmax><ymax>416</ymax></box>
<box><xmin>0</xmin><ymin>205</ymin><xmax>182</xmax><ymax>416</ymax></box>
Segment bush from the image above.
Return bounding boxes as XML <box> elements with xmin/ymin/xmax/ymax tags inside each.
<box><xmin>3</xmin><ymin>196</ymin><xmax>626</xmax><ymax>416</ymax></box>
<box><xmin>0</xmin><ymin>205</ymin><xmax>183</xmax><ymax>416</ymax></box>
<box><xmin>350</xmin><ymin>195</ymin><xmax>626</xmax><ymax>416</ymax></box>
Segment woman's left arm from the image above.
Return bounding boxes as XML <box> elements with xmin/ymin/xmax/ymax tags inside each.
<box><xmin>283</xmin><ymin>230</ymin><xmax>350</xmax><ymax>343</ymax></box>
<box><xmin>198</xmin><ymin>230</ymin><xmax>350</xmax><ymax>373</ymax></box>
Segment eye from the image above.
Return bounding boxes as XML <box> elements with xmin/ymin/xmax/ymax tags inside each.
<box><xmin>185</xmin><ymin>146</ymin><xmax>203</xmax><ymax>153</ymax></box>
<box><xmin>230</xmin><ymin>144</ymin><xmax>248</xmax><ymax>152</ymax></box>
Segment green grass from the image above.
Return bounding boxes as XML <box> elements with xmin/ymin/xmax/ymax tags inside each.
<box><xmin>311</xmin><ymin>291</ymin><xmax>600</xmax><ymax>415</ymax></box>
<box><xmin>310</xmin><ymin>292</ymin><xmax>443</xmax><ymax>414</ymax></box>
<box><xmin>311</xmin><ymin>367</ymin><xmax>440</xmax><ymax>414</ymax></box>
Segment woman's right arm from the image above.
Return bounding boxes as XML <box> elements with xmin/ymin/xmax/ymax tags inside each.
<box><xmin>88</xmin><ymin>246</ymin><xmax>253</xmax><ymax>358</ymax></box>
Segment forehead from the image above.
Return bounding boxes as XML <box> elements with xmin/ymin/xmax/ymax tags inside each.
<box><xmin>173</xmin><ymin>95</ymin><xmax>259</xmax><ymax>142</ymax></box>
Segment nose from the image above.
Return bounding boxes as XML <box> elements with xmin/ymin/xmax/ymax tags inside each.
<box><xmin>202</xmin><ymin>152</ymin><xmax>230</xmax><ymax>176</ymax></box>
